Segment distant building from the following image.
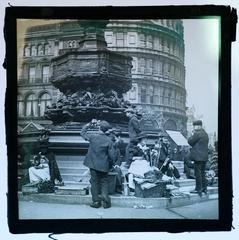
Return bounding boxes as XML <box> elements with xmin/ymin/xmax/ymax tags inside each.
<box><xmin>17</xmin><ymin>20</ymin><xmax>187</xmax><ymax>134</ymax></box>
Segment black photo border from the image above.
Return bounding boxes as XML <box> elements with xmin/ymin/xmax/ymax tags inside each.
<box><xmin>4</xmin><ymin>5</ymin><xmax>236</xmax><ymax>233</ymax></box>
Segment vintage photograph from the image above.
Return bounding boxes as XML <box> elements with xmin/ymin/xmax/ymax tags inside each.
<box><xmin>16</xmin><ymin>18</ymin><xmax>219</xmax><ymax>220</ymax></box>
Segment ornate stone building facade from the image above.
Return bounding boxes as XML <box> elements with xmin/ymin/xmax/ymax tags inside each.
<box><xmin>17</xmin><ymin>20</ymin><xmax>187</xmax><ymax>134</ymax></box>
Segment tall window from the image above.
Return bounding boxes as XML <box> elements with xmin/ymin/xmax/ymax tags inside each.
<box><xmin>26</xmin><ymin>94</ymin><xmax>37</xmax><ymax>116</ymax></box>
<box><xmin>31</xmin><ymin>45</ymin><xmax>37</xmax><ymax>56</ymax></box>
<box><xmin>170</xmin><ymin>64</ymin><xmax>175</xmax><ymax>78</ymax></box>
<box><xmin>38</xmin><ymin>44</ymin><xmax>43</xmax><ymax>55</ymax></box>
<box><xmin>128</xmin><ymin>33</ymin><xmax>136</xmax><ymax>45</ymax></box>
<box><xmin>17</xmin><ymin>95</ymin><xmax>24</xmax><ymax>116</ymax></box>
<box><xmin>116</xmin><ymin>33</ymin><xmax>124</xmax><ymax>46</ymax></box>
<box><xmin>44</xmin><ymin>43</ymin><xmax>51</xmax><ymax>55</ymax></box>
<box><xmin>139</xmin><ymin>58</ymin><xmax>145</xmax><ymax>74</ymax></box>
<box><xmin>160</xmin><ymin>89</ymin><xmax>165</xmax><ymax>105</ymax></box>
<box><xmin>149</xmin><ymin>86</ymin><xmax>154</xmax><ymax>104</ymax></box>
<box><xmin>163</xmin><ymin>62</ymin><xmax>169</xmax><ymax>77</ymax></box>
<box><xmin>153</xmin><ymin>37</ymin><xmax>159</xmax><ymax>50</ymax></box>
<box><xmin>132</xmin><ymin>57</ymin><xmax>137</xmax><ymax>73</ymax></box>
<box><xmin>158</xmin><ymin>38</ymin><xmax>162</xmax><ymax>51</ymax></box>
<box><xmin>168</xmin><ymin>90</ymin><xmax>172</xmax><ymax>106</ymax></box>
<box><xmin>158</xmin><ymin>61</ymin><xmax>163</xmax><ymax>75</ymax></box>
<box><xmin>146</xmin><ymin>59</ymin><xmax>153</xmax><ymax>74</ymax></box>
<box><xmin>141</xmin><ymin>86</ymin><xmax>147</xmax><ymax>103</ymax></box>
<box><xmin>139</xmin><ymin>34</ymin><xmax>146</xmax><ymax>47</ymax></box>
<box><xmin>24</xmin><ymin>45</ymin><xmax>30</xmax><ymax>57</ymax></box>
<box><xmin>146</xmin><ymin>35</ymin><xmax>153</xmax><ymax>48</ymax></box>
<box><xmin>42</xmin><ymin>66</ymin><xmax>50</xmax><ymax>83</ymax></box>
<box><xmin>29</xmin><ymin>67</ymin><xmax>36</xmax><ymax>83</ymax></box>
<box><xmin>164</xmin><ymin>89</ymin><xmax>169</xmax><ymax>105</ymax></box>
<box><xmin>105</xmin><ymin>33</ymin><xmax>113</xmax><ymax>45</ymax></box>
<box><xmin>153</xmin><ymin>60</ymin><xmax>158</xmax><ymax>74</ymax></box>
<box><xmin>39</xmin><ymin>93</ymin><xmax>51</xmax><ymax>116</ymax></box>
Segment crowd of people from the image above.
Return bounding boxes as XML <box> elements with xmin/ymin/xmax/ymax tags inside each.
<box><xmin>80</xmin><ymin>107</ymin><xmax>218</xmax><ymax>208</ymax></box>
<box><xmin>24</xmin><ymin>107</ymin><xmax>218</xmax><ymax>208</ymax></box>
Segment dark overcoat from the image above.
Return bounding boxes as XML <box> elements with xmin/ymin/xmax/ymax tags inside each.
<box><xmin>81</xmin><ymin>125</ymin><xmax>116</xmax><ymax>172</ymax></box>
<box><xmin>128</xmin><ymin>115</ymin><xmax>141</xmax><ymax>140</ymax></box>
<box><xmin>188</xmin><ymin>129</ymin><xmax>209</xmax><ymax>162</ymax></box>
<box><xmin>158</xmin><ymin>143</ymin><xmax>169</xmax><ymax>162</ymax></box>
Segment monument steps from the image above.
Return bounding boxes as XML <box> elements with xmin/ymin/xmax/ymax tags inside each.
<box><xmin>61</xmin><ymin>173</ymin><xmax>90</xmax><ymax>182</ymax></box>
<box><xmin>62</xmin><ymin>180</ymin><xmax>90</xmax><ymax>186</ymax></box>
<box><xmin>57</xmin><ymin>160</ymin><xmax>87</xmax><ymax>168</ymax></box>
<box><xmin>173</xmin><ymin>179</ymin><xmax>196</xmax><ymax>187</ymax></box>
<box><xmin>19</xmin><ymin>191</ymin><xmax>218</xmax><ymax>209</ymax></box>
<box><xmin>58</xmin><ymin>167</ymin><xmax>89</xmax><ymax>175</ymax></box>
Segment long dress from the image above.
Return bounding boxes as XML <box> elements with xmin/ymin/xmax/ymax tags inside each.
<box><xmin>28</xmin><ymin>156</ymin><xmax>50</xmax><ymax>183</ymax></box>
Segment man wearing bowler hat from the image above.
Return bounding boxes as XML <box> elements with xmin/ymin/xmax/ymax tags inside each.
<box><xmin>125</xmin><ymin>108</ymin><xmax>141</xmax><ymax>167</ymax></box>
<box><xmin>188</xmin><ymin>120</ymin><xmax>209</xmax><ymax>196</ymax></box>
<box><xmin>81</xmin><ymin>119</ymin><xmax>116</xmax><ymax>208</ymax></box>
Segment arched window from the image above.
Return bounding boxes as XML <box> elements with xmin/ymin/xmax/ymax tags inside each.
<box><xmin>164</xmin><ymin>119</ymin><xmax>177</xmax><ymax>131</ymax></box>
<box><xmin>39</xmin><ymin>93</ymin><xmax>51</xmax><ymax>116</ymax></box>
<box><xmin>38</xmin><ymin>44</ymin><xmax>43</xmax><ymax>55</ymax></box>
<box><xmin>72</xmin><ymin>40</ymin><xmax>76</xmax><ymax>48</ymax></box>
<box><xmin>25</xmin><ymin>94</ymin><xmax>37</xmax><ymax>117</ymax></box>
<box><xmin>67</xmin><ymin>41</ymin><xmax>73</xmax><ymax>48</ymax></box>
<box><xmin>24</xmin><ymin>45</ymin><xmax>30</xmax><ymax>57</ymax></box>
<box><xmin>17</xmin><ymin>95</ymin><xmax>24</xmax><ymax>116</ymax></box>
<box><xmin>31</xmin><ymin>45</ymin><xmax>37</xmax><ymax>56</ymax></box>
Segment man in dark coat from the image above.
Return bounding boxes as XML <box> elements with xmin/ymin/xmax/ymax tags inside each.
<box><xmin>157</xmin><ymin>133</ymin><xmax>170</xmax><ymax>170</ymax></box>
<box><xmin>188</xmin><ymin>120</ymin><xmax>209</xmax><ymax>195</ymax></box>
<box><xmin>156</xmin><ymin>134</ymin><xmax>180</xmax><ymax>179</ymax></box>
<box><xmin>125</xmin><ymin>108</ymin><xmax>141</xmax><ymax>167</ymax></box>
<box><xmin>81</xmin><ymin>119</ymin><xmax>116</xmax><ymax>208</ymax></box>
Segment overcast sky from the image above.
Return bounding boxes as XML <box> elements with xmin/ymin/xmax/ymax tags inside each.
<box><xmin>183</xmin><ymin>18</ymin><xmax>219</xmax><ymax>134</ymax></box>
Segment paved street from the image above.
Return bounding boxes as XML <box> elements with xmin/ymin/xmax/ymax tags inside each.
<box><xmin>19</xmin><ymin>199</ymin><xmax>218</xmax><ymax>219</ymax></box>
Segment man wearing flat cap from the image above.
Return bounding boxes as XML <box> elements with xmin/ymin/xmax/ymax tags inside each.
<box><xmin>125</xmin><ymin>108</ymin><xmax>141</xmax><ymax>167</ymax></box>
<box><xmin>188</xmin><ymin>120</ymin><xmax>209</xmax><ymax>196</ymax></box>
<box><xmin>81</xmin><ymin>119</ymin><xmax>116</xmax><ymax>208</ymax></box>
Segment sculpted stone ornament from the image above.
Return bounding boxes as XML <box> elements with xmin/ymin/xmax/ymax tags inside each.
<box><xmin>45</xmin><ymin>20</ymin><xmax>133</xmax><ymax>124</ymax></box>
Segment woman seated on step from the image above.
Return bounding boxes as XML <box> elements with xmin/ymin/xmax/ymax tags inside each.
<box><xmin>28</xmin><ymin>151</ymin><xmax>64</xmax><ymax>186</ymax></box>
<box><xmin>28</xmin><ymin>153</ymin><xmax>51</xmax><ymax>183</ymax></box>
